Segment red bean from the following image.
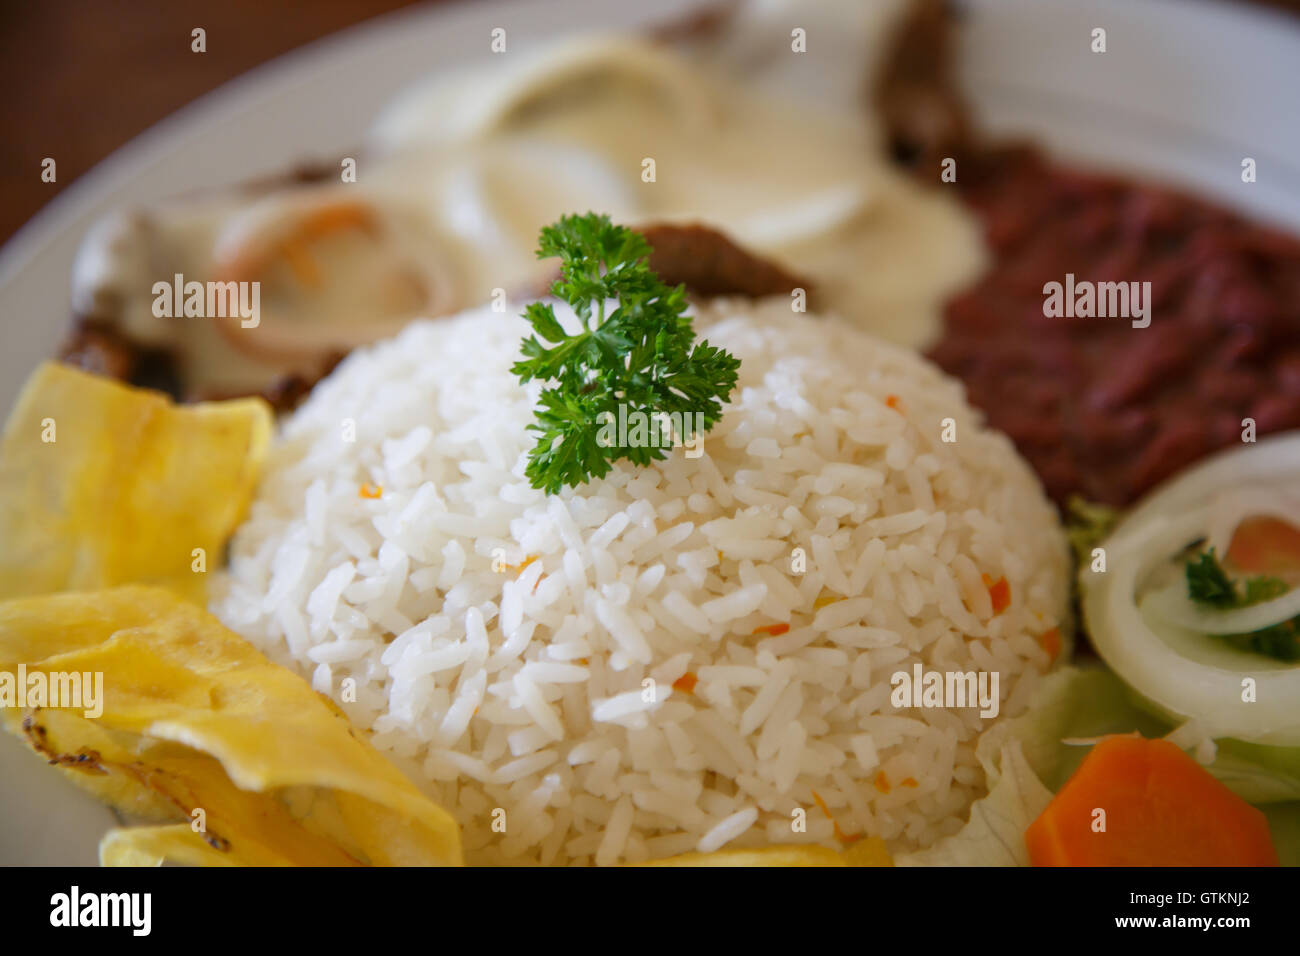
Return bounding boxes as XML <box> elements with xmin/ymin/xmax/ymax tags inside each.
<box><xmin>927</xmin><ymin>147</ymin><xmax>1300</xmax><ymax>507</ymax></box>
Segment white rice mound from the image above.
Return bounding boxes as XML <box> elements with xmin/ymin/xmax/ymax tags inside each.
<box><xmin>214</xmin><ymin>297</ymin><xmax>1070</xmax><ymax>865</ymax></box>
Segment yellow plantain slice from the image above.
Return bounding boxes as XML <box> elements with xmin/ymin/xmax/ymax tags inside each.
<box><xmin>0</xmin><ymin>586</ymin><xmax>463</xmax><ymax>866</ymax></box>
<box><xmin>635</xmin><ymin>839</ymin><xmax>892</xmax><ymax>867</ymax></box>
<box><xmin>101</xmin><ymin>826</ymin><xmax>251</xmax><ymax>868</ymax></box>
<box><xmin>18</xmin><ymin>707</ymin><xmax>365</xmax><ymax>866</ymax></box>
<box><xmin>839</xmin><ymin>836</ymin><xmax>894</xmax><ymax>866</ymax></box>
<box><xmin>0</xmin><ymin>362</ymin><xmax>271</xmax><ymax>601</ymax></box>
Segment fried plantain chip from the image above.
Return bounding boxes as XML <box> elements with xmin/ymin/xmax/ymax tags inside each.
<box><xmin>0</xmin><ymin>362</ymin><xmax>271</xmax><ymax>601</ymax></box>
<box><xmin>839</xmin><ymin>836</ymin><xmax>894</xmax><ymax>867</ymax></box>
<box><xmin>635</xmin><ymin>840</ymin><xmax>892</xmax><ymax>867</ymax></box>
<box><xmin>0</xmin><ymin>586</ymin><xmax>463</xmax><ymax>866</ymax></box>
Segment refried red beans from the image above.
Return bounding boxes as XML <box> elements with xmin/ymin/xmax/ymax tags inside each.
<box><xmin>926</xmin><ymin>146</ymin><xmax>1300</xmax><ymax>509</ymax></box>
<box><xmin>930</xmin><ymin>145</ymin><xmax>1300</xmax><ymax>509</ymax></box>
<box><xmin>878</xmin><ymin>0</ymin><xmax>1300</xmax><ymax>509</ymax></box>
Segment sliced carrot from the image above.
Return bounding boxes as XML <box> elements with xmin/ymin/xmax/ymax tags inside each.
<box><xmin>752</xmin><ymin>622</ymin><xmax>790</xmax><ymax>637</ymax></box>
<box><xmin>501</xmin><ymin>554</ymin><xmax>538</xmax><ymax>574</ymax></box>
<box><xmin>899</xmin><ymin>777</ymin><xmax>919</xmax><ymax>788</ymax></box>
<box><xmin>672</xmin><ymin>672</ymin><xmax>698</xmax><ymax>694</ymax></box>
<box><xmin>982</xmin><ymin>574</ymin><xmax>1011</xmax><ymax>615</ymax></box>
<box><xmin>1026</xmin><ymin>735</ymin><xmax>1278</xmax><ymax>867</ymax></box>
<box><xmin>885</xmin><ymin>395</ymin><xmax>903</xmax><ymax>412</ymax></box>
<box><xmin>1038</xmin><ymin>627</ymin><xmax>1062</xmax><ymax>663</ymax></box>
<box><xmin>358</xmin><ymin>482</ymin><xmax>383</xmax><ymax>499</ymax></box>
<box><xmin>873</xmin><ymin>771</ymin><xmax>891</xmax><ymax>794</ymax></box>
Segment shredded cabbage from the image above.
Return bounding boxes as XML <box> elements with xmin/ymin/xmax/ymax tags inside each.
<box><xmin>905</xmin><ymin>666</ymin><xmax>1300</xmax><ymax>865</ymax></box>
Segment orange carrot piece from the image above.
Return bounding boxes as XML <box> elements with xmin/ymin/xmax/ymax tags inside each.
<box><xmin>672</xmin><ymin>672</ymin><xmax>698</xmax><ymax>694</ymax></box>
<box><xmin>1026</xmin><ymin>735</ymin><xmax>1278</xmax><ymax>867</ymax></box>
<box><xmin>811</xmin><ymin>790</ymin><xmax>863</xmax><ymax>842</ymax></box>
<box><xmin>359</xmin><ymin>482</ymin><xmax>383</xmax><ymax>499</ymax></box>
<box><xmin>873</xmin><ymin>771</ymin><xmax>891</xmax><ymax>794</ymax></box>
<box><xmin>752</xmin><ymin>622</ymin><xmax>790</xmax><ymax>637</ymax></box>
<box><xmin>810</xmin><ymin>789</ymin><xmax>861</xmax><ymax>845</ymax></box>
<box><xmin>982</xmin><ymin>574</ymin><xmax>1011</xmax><ymax>615</ymax></box>
<box><xmin>885</xmin><ymin>395</ymin><xmax>903</xmax><ymax>412</ymax></box>
<box><xmin>1038</xmin><ymin>627</ymin><xmax>1062</xmax><ymax>663</ymax></box>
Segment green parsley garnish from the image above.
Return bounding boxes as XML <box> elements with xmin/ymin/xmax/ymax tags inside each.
<box><xmin>1185</xmin><ymin>547</ymin><xmax>1299</xmax><ymax>661</ymax></box>
<box><xmin>1185</xmin><ymin>548</ymin><xmax>1241</xmax><ymax>608</ymax></box>
<box><xmin>511</xmin><ymin>213</ymin><xmax>741</xmax><ymax>494</ymax></box>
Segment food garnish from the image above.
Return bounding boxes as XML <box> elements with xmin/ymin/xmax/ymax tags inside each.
<box><xmin>1026</xmin><ymin>735</ymin><xmax>1278</xmax><ymax>866</ymax></box>
<box><xmin>512</xmin><ymin>212</ymin><xmax>741</xmax><ymax>494</ymax></box>
<box><xmin>1081</xmin><ymin>433</ymin><xmax>1300</xmax><ymax>746</ymax></box>
<box><xmin>1185</xmin><ymin>548</ymin><xmax>1299</xmax><ymax>661</ymax></box>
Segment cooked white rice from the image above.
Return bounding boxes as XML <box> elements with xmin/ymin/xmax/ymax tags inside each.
<box><xmin>213</xmin><ymin>297</ymin><xmax>1069</xmax><ymax>865</ymax></box>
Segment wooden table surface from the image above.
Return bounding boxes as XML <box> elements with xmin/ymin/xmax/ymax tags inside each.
<box><xmin>0</xmin><ymin>0</ymin><xmax>431</xmax><ymax>246</ymax></box>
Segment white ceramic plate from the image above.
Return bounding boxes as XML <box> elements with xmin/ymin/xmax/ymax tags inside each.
<box><xmin>1</xmin><ymin>0</ymin><xmax>1297</xmax><ymax>865</ymax></box>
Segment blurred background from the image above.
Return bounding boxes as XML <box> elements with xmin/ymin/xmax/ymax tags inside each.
<box><xmin>0</xmin><ymin>0</ymin><xmax>437</xmax><ymax>245</ymax></box>
<box><xmin>2</xmin><ymin>0</ymin><xmax>1298</xmax><ymax>247</ymax></box>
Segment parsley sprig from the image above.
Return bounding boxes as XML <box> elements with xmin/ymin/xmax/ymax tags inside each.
<box><xmin>1185</xmin><ymin>548</ymin><xmax>1298</xmax><ymax>661</ymax></box>
<box><xmin>511</xmin><ymin>213</ymin><xmax>740</xmax><ymax>494</ymax></box>
<box><xmin>1185</xmin><ymin>549</ymin><xmax>1241</xmax><ymax>608</ymax></box>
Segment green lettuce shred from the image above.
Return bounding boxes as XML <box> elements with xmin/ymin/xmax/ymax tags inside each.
<box><xmin>898</xmin><ymin>666</ymin><xmax>1300</xmax><ymax>865</ymax></box>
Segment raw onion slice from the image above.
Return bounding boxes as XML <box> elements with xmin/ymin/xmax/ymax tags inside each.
<box><xmin>371</xmin><ymin>35</ymin><xmax>716</xmax><ymax>153</ymax></box>
<box><xmin>1205</xmin><ymin>487</ymin><xmax>1300</xmax><ymax>560</ymax></box>
<box><xmin>1145</xmin><ymin>579</ymin><xmax>1300</xmax><ymax>636</ymax></box>
<box><xmin>209</xmin><ymin>189</ymin><xmax>459</xmax><ymax>364</ymax></box>
<box><xmin>1081</xmin><ymin>432</ymin><xmax>1300</xmax><ymax>746</ymax></box>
